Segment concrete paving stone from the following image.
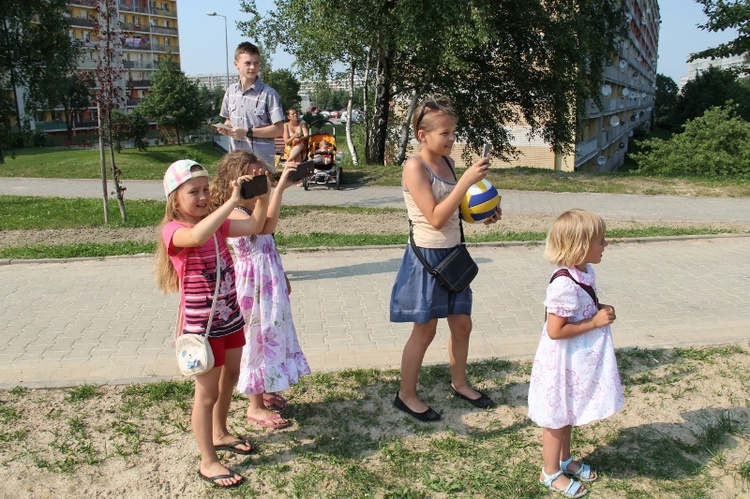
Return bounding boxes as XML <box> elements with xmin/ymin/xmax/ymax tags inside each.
<box><xmin>3</xmin><ymin>181</ymin><xmax>750</xmax><ymax>387</ymax></box>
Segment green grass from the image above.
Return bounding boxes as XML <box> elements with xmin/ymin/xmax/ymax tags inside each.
<box><xmin>0</xmin><ymin>345</ymin><xmax>747</xmax><ymax>495</ymax></box>
<box><xmin>0</xmin><ymin>143</ymin><xmax>224</xmax><ymax>179</ymax></box>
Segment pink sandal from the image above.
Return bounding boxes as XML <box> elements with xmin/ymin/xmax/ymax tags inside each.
<box><xmin>263</xmin><ymin>393</ymin><xmax>288</xmax><ymax>411</ymax></box>
<box><xmin>247</xmin><ymin>413</ymin><xmax>292</xmax><ymax>429</ymax></box>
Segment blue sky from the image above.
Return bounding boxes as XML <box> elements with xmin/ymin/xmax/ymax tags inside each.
<box><xmin>177</xmin><ymin>0</ymin><xmax>739</xmax><ymax>84</ymax></box>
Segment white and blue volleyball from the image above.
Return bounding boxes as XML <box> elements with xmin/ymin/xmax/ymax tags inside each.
<box><xmin>460</xmin><ymin>179</ymin><xmax>500</xmax><ymax>223</ymax></box>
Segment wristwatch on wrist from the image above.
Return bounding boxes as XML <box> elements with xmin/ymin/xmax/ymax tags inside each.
<box><xmin>248</xmin><ymin>127</ymin><xmax>253</xmax><ymax>138</ymax></box>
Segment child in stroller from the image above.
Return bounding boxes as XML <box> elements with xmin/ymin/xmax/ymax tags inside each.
<box><xmin>311</xmin><ymin>140</ymin><xmax>334</xmax><ymax>166</ymax></box>
<box><xmin>303</xmin><ymin>134</ymin><xmax>343</xmax><ymax>190</ymax></box>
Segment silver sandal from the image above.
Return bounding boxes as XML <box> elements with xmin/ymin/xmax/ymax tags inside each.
<box><xmin>560</xmin><ymin>456</ymin><xmax>597</xmax><ymax>482</ymax></box>
<box><xmin>540</xmin><ymin>468</ymin><xmax>587</xmax><ymax>498</ymax></box>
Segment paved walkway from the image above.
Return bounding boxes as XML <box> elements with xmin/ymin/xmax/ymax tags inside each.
<box><xmin>1</xmin><ymin>178</ymin><xmax>749</xmax><ymax>388</ymax></box>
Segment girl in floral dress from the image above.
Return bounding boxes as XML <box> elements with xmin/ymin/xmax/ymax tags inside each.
<box><xmin>528</xmin><ymin>209</ymin><xmax>624</xmax><ymax>498</ymax></box>
<box><xmin>211</xmin><ymin>150</ymin><xmax>311</xmax><ymax>430</ymax></box>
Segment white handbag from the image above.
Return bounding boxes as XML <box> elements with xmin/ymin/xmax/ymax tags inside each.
<box><xmin>174</xmin><ymin>236</ymin><xmax>220</xmax><ymax>376</ymax></box>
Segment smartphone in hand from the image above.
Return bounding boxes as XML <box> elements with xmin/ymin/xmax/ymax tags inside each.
<box><xmin>289</xmin><ymin>161</ymin><xmax>316</xmax><ymax>182</ymax></box>
<box><xmin>240</xmin><ymin>175</ymin><xmax>268</xmax><ymax>199</ymax></box>
<box><xmin>482</xmin><ymin>143</ymin><xmax>492</xmax><ymax>158</ymax></box>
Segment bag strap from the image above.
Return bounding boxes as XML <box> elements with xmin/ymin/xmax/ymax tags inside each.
<box><xmin>174</xmin><ymin>235</ymin><xmax>222</xmax><ymax>342</ymax></box>
<box><xmin>548</xmin><ymin>268</ymin><xmax>599</xmax><ymax>308</ymax></box>
<box><xmin>408</xmin><ymin>156</ymin><xmax>466</xmax><ymax>274</ymax></box>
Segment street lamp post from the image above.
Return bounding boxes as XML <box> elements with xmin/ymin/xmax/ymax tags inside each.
<box><xmin>206</xmin><ymin>11</ymin><xmax>230</xmax><ymax>89</ymax></box>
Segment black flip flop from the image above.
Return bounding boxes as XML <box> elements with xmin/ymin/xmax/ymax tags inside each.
<box><xmin>214</xmin><ymin>439</ymin><xmax>254</xmax><ymax>455</ymax></box>
<box><xmin>197</xmin><ymin>468</ymin><xmax>244</xmax><ymax>488</ymax></box>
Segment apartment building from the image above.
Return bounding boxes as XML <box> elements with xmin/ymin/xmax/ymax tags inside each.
<box><xmin>407</xmin><ymin>1</ymin><xmax>659</xmax><ymax>172</ymax></box>
<box><xmin>678</xmin><ymin>54</ymin><xmax>749</xmax><ymax>90</ymax></box>
<box><xmin>32</xmin><ymin>0</ymin><xmax>180</xmax><ymax>136</ymax></box>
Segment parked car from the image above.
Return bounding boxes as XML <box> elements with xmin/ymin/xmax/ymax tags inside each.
<box><xmin>328</xmin><ymin>110</ymin><xmax>339</xmax><ymax>119</ymax></box>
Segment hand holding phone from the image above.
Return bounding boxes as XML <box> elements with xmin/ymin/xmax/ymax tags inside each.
<box><xmin>240</xmin><ymin>175</ymin><xmax>268</xmax><ymax>199</ymax></box>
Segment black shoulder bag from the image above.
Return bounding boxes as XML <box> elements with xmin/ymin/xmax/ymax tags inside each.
<box><xmin>408</xmin><ymin>158</ymin><xmax>478</xmax><ymax>293</ymax></box>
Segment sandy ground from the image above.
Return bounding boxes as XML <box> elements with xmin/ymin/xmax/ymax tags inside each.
<box><xmin>0</xmin><ymin>346</ymin><xmax>749</xmax><ymax>497</ymax></box>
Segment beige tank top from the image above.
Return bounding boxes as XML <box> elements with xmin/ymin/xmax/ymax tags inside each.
<box><xmin>403</xmin><ymin>158</ymin><xmax>460</xmax><ymax>248</ymax></box>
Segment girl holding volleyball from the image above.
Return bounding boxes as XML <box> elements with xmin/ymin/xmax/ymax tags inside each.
<box><xmin>389</xmin><ymin>95</ymin><xmax>501</xmax><ymax>422</ymax></box>
<box><xmin>528</xmin><ymin>209</ymin><xmax>623</xmax><ymax>497</ymax></box>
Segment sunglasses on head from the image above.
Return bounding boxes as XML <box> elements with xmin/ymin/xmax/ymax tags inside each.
<box><xmin>415</xmin><ymin>99</ymin><xmax>449</xmax><ymax>129</ymax></box>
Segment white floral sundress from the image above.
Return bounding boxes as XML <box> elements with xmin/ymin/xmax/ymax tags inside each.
<box><xmin>527</xmin><ymin>265</ymin><xmax>624</xmax><ymax>429</ymax></box>
<box><xmin>229</xmin><ymin>230</ymin><xmax>311</xmax><ymax>395</ymax></box>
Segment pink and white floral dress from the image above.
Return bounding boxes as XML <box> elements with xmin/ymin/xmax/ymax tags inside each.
<box><xmin>229</xmin><ymin>229</ymin><xmax>310</xmax><ymax>395</ymax></box>
<box><xmin>527</xmin><ymin>265</ymin><xmax>624</xmax><ymax>429</ymax></box>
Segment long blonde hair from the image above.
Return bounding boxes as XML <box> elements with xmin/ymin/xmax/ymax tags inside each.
<box><xmin>209</xmin><ymin>150</ymin><xmax>267</xmax><ymax>210</ymax></box>
<box><xmin>154</xmin><ymin>192</ymin><xmax>182</xmax><ymax>294</ymax></box>
<box><xmin>544</xmin><ymin>209</ymin><xmax>606</xmax><ymax>267</ymax></box>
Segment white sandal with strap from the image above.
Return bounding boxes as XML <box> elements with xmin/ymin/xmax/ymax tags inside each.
<box><xmin>540</xmin><ymin>468</ymin><xmax>587</xmax><ymax>498</ymax></box>
<box><xmin>560</xmin><ymin>457</ymin><xmax>597</xmax><ymax>482</ymax></box>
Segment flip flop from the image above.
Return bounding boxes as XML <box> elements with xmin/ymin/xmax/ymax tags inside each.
<box><xmin>213</xmin><ymin>439</ymin><xmax>254</xmax><ymax>455</ymax></box>
<box><xmin>197</xmin><ymin>468</ymin><xmax>244</xmax><ymax>488</ymax></box>
<box><xmin>247</xmin><ymin>413</ymin><xmax>292</xmax><ymax>429</ymax></box>
<box><xmin>263</xmin><ymin>393</ymin><xmax>288</xmax><ymax>411</ymax></box>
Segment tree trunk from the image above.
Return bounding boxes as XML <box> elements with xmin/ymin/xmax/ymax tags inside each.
<box><xmin>345</xmin><ymin>60</ymin><xmax>358</xmax><ymax>166</ymax></box>
<box><xmin>366</xmin><ymin>47</ymin><xmax>394</xmax><ymax>165</ymax></box>
<box><xmin>107</xmin><ymin>111</ymin><xmax>127</xmax><ymax>223</ymax></box>
<box><xmin>362</xmin><ymin>47</ymin><xmax>372</xmax><ymax>158</ymax></box>
<box><xmin>395</xmin><ymin>92</ymin><xmax>420</xmax><ymax>166</ymax></box>
<box><xmin>97</xmin><ymin>102</ymin><xmax>109</xmax><ymax>223</ymax></box>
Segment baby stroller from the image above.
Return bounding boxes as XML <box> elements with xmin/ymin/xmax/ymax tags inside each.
<box><xmin>303</xmin><ymin>119</ymin><xmax>343</xmax><ymax>190</ymax></box>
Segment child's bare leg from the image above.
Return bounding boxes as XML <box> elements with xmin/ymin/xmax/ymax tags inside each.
<box><xmin>446</xmin><ymin>314</ymin><xmax>481</xmax><ymax>399</ymax></box>
<box><xmin>194</xmin><ymin>369</ymin><xmax>242</xmax><ymax>486</ymax></box>
<box><xmin>211</xmin><ymin>347</ymin><xmax>251</xmax><ymax>451</ymax></box>
<box><xmin>542</xmin><ymin>426</ymin><xmax>582</xmax><ymax>492</ymax></box>
<box><xmin>398</xmin><ymin>320</ymin><xmax>437</xmax><ymax>412</ymax></box>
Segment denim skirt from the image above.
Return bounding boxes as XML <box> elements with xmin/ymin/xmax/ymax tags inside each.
<box><xmin>390</xmin><ymin>244</ymin><xmax>473</xmax><ymax>324</ymax></box>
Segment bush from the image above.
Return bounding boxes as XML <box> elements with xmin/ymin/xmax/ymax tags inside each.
<box><xmin>631</xmin><ymin>105</ymin><xmax>750</xmax><ymax>176</ymax></box>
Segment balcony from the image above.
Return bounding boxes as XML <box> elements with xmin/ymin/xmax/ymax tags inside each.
<box><xmin>119</xmin><ymin>1</ymin><xmax>149</xmax><ymax>14</ymax></box>
<box><xmin>127</xmin><ymin>98</ymin><xmax>145</xmax><ymax>106</ymax></box>
<box><xmin>151</xmin><ymin>7</ymin><xmax>177</xmax><ymax>18</ymax></box>
<box><xmin>120</xmin><ymin>22</ymin><xmax>151</xmax><ymax>33</ymax></box>
<box><xmin>67</xmin><ymin>17</ymin><xmax>97</xmax><ymax>28</ymax></box>
<box><xmin>127</xmin><ymin>79</ymin><xmax>151</xmax><ymax>88</ymax></box>
<box><xmin>68</xmin><ymin>0</ymin><xmax>97</xmax><ymax>7</ymax></box>
<box><xmin>123</xmin><ymin>60</ymin><xmax>154</xmax><ymax>69</ymax></box>
<box><xmin>150</xmin><ymin>25</ymin><xmax>177</xmax><ymax>36</ymax></box>
<box><xmin>77</xmin><ymin>59</ymin><xmax>99</xmax><ymax>70</ymax></box>
<box><xmin>152</xmin><ymin>43</ymin><xmax>178</xmax><ymax>53</ymax></box>
<box><xmin>123</xmin><ymin>41</ymin><xmax>152</xmax><ymax>51</ymax></box>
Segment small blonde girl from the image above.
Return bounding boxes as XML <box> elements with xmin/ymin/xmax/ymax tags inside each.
<box><xmin>528</xmin><ymin>209</ymin><xmax>623</xmax><ymax>498</ymax></box>
<box><xmin>210</xmin><ymin>151</ymin><xmax>310</xmax><ymax>430</ymax></box>
<box><xmin>154</xmin><ymin>159</ymin><xmax>270</xmax><ymax>489</ymax></box>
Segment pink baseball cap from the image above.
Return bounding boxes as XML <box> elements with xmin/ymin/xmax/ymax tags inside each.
<box><xmin>163</xmin><ymin>159</ymin><xmax>209</xmax><ymax>196</ymax></box>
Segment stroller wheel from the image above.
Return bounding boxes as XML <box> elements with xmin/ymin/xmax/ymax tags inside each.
<box><xmin>303</xmin><ymin>177</ymin><xmax>309</xmax><ymax>191</ymax></box>
<box><xmin>335</xmin><ymin>168</ymin><xmax>342</xmax><ymax>190</ymax></box>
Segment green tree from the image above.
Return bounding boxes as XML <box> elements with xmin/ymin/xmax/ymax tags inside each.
<box><xmin>240</xmin><ymin>0</ymin><xmax>626</xmax><ymax>165</ymax></box>
<box><xmin>141</xmin><ymin>58</ymin><xmax>205</xmax><ymax>145</ymax></box>
<box><xmin>211</xmin><ymin>85</ymin><xmax>225</xmax><ymax>121</ymax></box>
<box><xmin>673</xmin><ymin>66</ymin><xmax>750</xmax><ymax>128</ymax></box>
<box><xmin>691</xmin><ymin>0</ymin><xmax>750</xmax><ymax>62</ymax></box>
<box><xmin>125</xmin><ymin>108</ymin><xmax>150</xmax><ymax>151</ymax></box>
<box><xmin>264</xmin><ymin>68</ymin><xmax>302</xmax><ymax>110</ymax></box>
<box><xmin>655</xmin><ymin>73</ymin><xmax>679</xmax><ymax>129</ymax></box>
<box><xmin>0</xmin><ymin>0</ymin><xmax>78</xmax><ymax>160</ymax></box>
<box><xmin>632</xmin><ymin>104</ymin><xmax>750</xmax><ymax>175</ymax></box>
